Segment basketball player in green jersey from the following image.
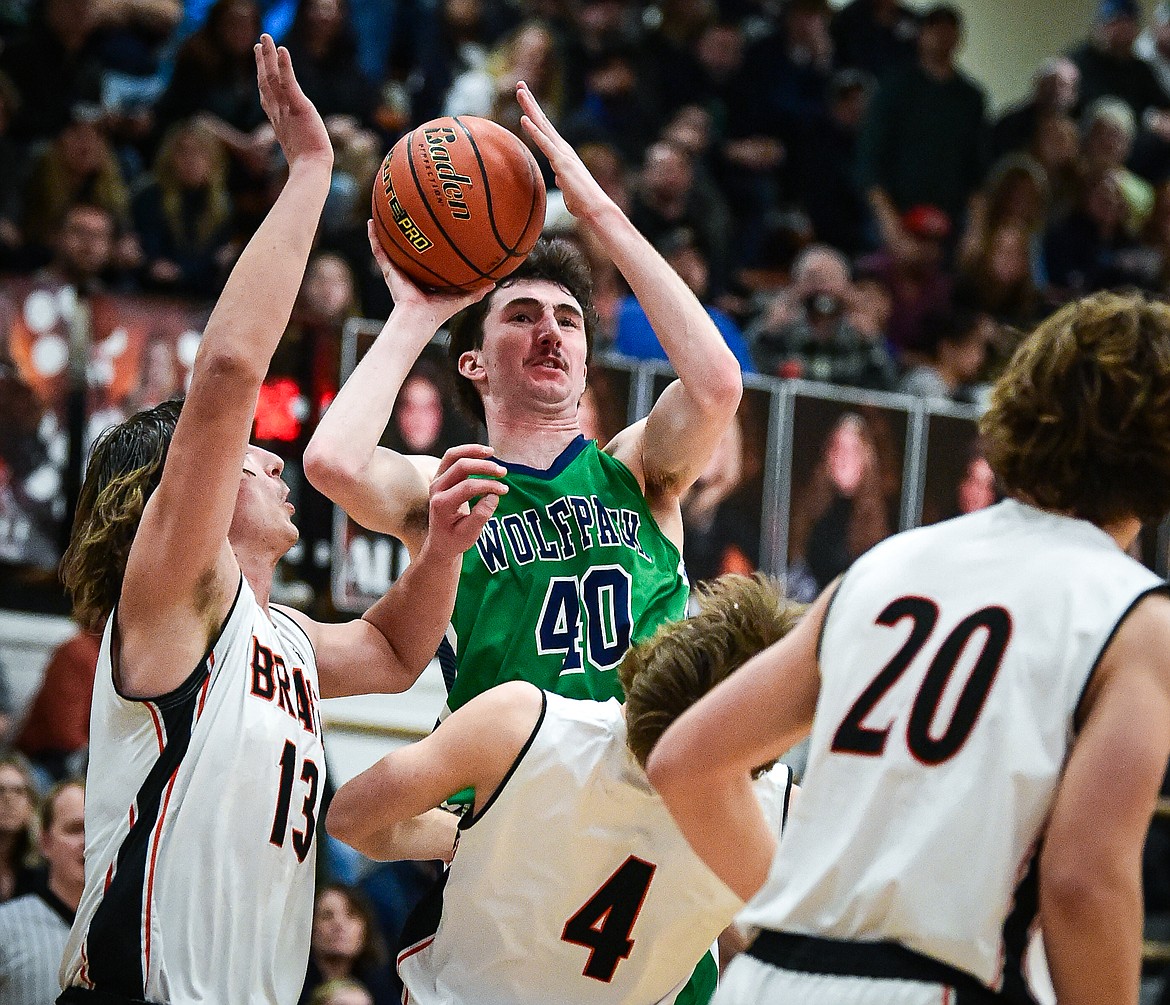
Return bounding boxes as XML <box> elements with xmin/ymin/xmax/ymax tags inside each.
<box><xmin>305</xmin><ymin>80</ymin><xmax>743</xmax><ymax>714</ymax></box>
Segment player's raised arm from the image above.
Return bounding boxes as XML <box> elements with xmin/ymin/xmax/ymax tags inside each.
<box><xmin>115</xmin><ymin>36</ymin><xmax>332</xmax><ymax>696</ymax></box>
<box><xmin>326</xmin><ymin>680</ymin><xmax>543</xmax><ymax>857</ymax></box>
<box><xmin>1040</xmin><ymin>592</ymin><xmax>1170</xmax><ymax>1005</ymax></box>
<box><xmin>517</xmin><ymin>82</ymin><xmax>742</xmax><ymax>515</ymax></box>
<box><xmin>647</xmin><ymin>583</ymin><xmax>830</xmax><ymax>901</ymax></box>
<box><xmin>303</xmin><ymin>227</ymin><xmax>492</xmax><ymax>555</ymax></box>
<box><xmin>287</xmin><ymin>444</ymin><xmax>507</xmax><ymax>698</ymax></box>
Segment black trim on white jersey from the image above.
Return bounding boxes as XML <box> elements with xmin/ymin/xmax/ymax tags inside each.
<box><xmin>461</xmin><ymin>687</ymin><xmax>548</xmax><ymax>828</ymax></box>
<box><xmin>111</xmin><ymin>577</ymin><xmax>244</xmax><ymax>706</ymax></box>
<box><xmin>780</xmin><ymin>767</ymin><xmax>795</xmax><ymax>832</ymax></box>
<box><xmin>397</xmin><ymin>867</ymin><xmax>451</xmax><ymax>975</ymax></box>
<box><xmin>82</xmin><ymin>667</ymin><xmax>207</xmax><ymax>998</ymax></box>
<box><xmin>998</xmin><ymin>848</ymin><xmax>1041</xmax><ymax>1005</ymax></box>
<box><xmin>1074</xmin><ymin>583</ymin><xmax>1170</xmax><ymax>728</ymax></box>
<box><xmin>814</xmin><ymin>576</ymin><xmax>846</xmax><ymax>664</ymax></box>
<box><xmin>59</xmin><ymin>987</ymin><xmax>153</xmax><ymax>1004</ymax></box>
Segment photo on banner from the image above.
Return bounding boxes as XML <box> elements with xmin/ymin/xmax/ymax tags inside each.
<box><xmin>784</xmin><ymin>390</ymin><xmax>909</xmax><ymax>600</ymax></box>
<box><xmin>331</xmin><ymin>327</ymin><xmax>480</xmax><ymax>613</ymax></box>
<box><xmin>920</xmin><ymin>410</ymin><xmax>996</xmax><ymax>527</ymax></box>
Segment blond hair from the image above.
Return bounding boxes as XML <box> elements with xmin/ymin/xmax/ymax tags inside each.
<box><xmin>619</xmin><ymin>574</ymin><xmax>803</xmax><ymax>769</ymax></box>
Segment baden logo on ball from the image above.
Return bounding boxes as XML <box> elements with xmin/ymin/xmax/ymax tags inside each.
<box><xmin>372</xmin><ymin>116</ymin><xmax>547</xmax><ymax>293</ymax></box>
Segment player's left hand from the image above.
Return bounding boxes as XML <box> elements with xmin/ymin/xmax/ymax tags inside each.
<box><xmin>516</xmin><ymin>81</ymin><xmax>612</xmax><ymax>225</ymax></box>
<box><xmin>425</xmin><ymin>443</ymin><xmax>508</xmax><ymax>560</ymax></box>
<box><xmin>255</xmin><ymin>34</ymin><xmax>332</xmax><ymax>171</ymax></box>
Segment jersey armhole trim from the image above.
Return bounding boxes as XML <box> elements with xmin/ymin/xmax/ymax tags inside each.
<box><xmin>780</xmin><ymin>766</ymin><xmax>794</xmax><ymax>833</ymax></box>
<box><xmin>1074</xmin><ymin>581</ymin><xmax>1170</xmax><ymax>728</ymax></box>
<box><xmin>461</xmin><ymin>687</ymin><xmax>548</xmax><ymax>830</ymax></box>
<box><xmin>270</xmin><ymin>604</ymin><xmax>318</xmax><ymax>665</ymax></box>
<box><xmin>815</xmin><ymin>575</ymin><xmax>847</xmax><ymax>664</ymax></box>
<box><xmin>111</xmin><ymin>575</ymin><xmax>244</xmax><ymax>709</ymax></box>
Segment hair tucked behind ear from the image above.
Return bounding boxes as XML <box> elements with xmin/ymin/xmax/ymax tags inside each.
<box><xmin>620</xmin><ymin>574</ymin><xmax>804</xmax><ymax>771</ymax></box>
<box><xmin>61</xmin><ymin>399</ymin><xmax>183</xmax><ymax>631</ymax></box>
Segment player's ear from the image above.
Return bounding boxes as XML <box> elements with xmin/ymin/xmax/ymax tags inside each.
<box><xmin>458</xmin><ymin>350</ymin><xmax>485</xmax><ymax>381</ymax></box>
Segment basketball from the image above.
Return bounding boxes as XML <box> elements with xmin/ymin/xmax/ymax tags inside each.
<box><xmin>371</xmin><ymin>116</ymin><xmax>547</xmax><ymax>293</ymax></box>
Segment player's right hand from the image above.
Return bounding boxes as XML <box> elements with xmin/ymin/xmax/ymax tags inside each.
<box><xmin>425</xmin><ymin>443</ymin><xmax>508</xmax><ymax>560</ymax></box>
<box><xmin>254</xmin><ymin>34</ymin><xmax>332</xmax><ymax>171</ymax></box>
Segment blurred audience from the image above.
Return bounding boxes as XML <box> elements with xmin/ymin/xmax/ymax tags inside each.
<box><xmin>300</xmin><ymin>883</ymin><xmax>394</xmax><ymax>1005</ymax></box>
<box><xmin>0</xmin><ymin>754</ymin><xmax>38</xmax><ymax>904</ymax></box>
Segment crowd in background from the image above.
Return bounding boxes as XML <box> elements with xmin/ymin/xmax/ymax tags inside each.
<box><xmin>7</xmin><ymin>0</ymin><xmax>1170</xmax><ymax>999</ymax></box>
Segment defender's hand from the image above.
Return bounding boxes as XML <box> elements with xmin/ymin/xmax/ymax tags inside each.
<box><xmin>254</xmin><ymin>34</ymin><xmax>332</xmax><ymax>170</ymax></box>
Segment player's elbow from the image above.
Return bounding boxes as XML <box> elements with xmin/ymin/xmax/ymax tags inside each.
<box><xmin>645</xmin><ymin>737</ymin><xmax>690</xmax><ymax>808</ymax></box>
<box><xmin>1040</xmin><ymin>847</ymin><xmax>1134</xmax><ymax>937</ymax></box>
<box><xmin>324</xmin><ymin>789</ymin><xmax>365</xmax><ymax>847</ymax></box>
<box><xmin>691</xmin><ymin>352</ymin><xmax>743</xmax><ymax>419</ymax></box>
<box><xmin>303</xmin><ymin>439</ymin><xmax>364</xmax><ymax>501</ymax></box>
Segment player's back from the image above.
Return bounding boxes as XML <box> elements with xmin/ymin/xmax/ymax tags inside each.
<box><xmin>399</xmin><ymin>691</ymin><xmax>791</xmax><ymax>1005</ymax></box>
<box><xmin>741</xmin><ymin>499</ymin><xmax>1164</xmax><ymax>994</ymax></box>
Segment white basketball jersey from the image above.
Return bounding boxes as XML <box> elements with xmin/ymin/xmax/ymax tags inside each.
<box><xmin>61</xmin><ymin>577</ymin><xmax>326</xmax><ymax>1004</ymax></box>
<box><xmin>399</xmin><ymin>691</ymin><xmax>793</xmax><ymax>1005</ymax></box>
<box><xmin>740</xmin><ymin>499</ymin><xmax>1164</xmax><ymax>994</ymax></box>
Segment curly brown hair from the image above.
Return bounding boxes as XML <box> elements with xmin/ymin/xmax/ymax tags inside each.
<box><xmin>981</xmin><ymin>290</ymin><xmax>1170</xmax><ymax>524</ymax></box>
<box><xmin>60</xmin><ymin>399</ymin><xmax>182</xmax><ymax>631</ymax></box>
<box><xmin>446</xmin><ymin>237</ymin><xmax>598</xmax><ymax>426</ymax></box>
<box><xmin>619</xmin><ymin>574</ymin><xmax>804</xmax><ymax>770</ymax></box>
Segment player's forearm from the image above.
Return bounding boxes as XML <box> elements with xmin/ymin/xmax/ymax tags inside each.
<box><xmin>304</xmin><ymin>309</ymin><xmax>435</xmax><ymax>493</ymax></box>
<box><xmin>585</xmin><ymin>203</ymin><xmax>741</xmax><ymax>411</ymax></box>
<box><xmin>1041</xmin><ymin>867</ymin><xmax>1142</xmax><ymax>1005</ymax></box>
<box><xmin>360</xmin><ymin>539</ymin><xmax>462</xmax><ymax>688</ymax></box>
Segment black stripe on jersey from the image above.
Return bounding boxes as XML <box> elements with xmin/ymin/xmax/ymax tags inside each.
<box><xmin>998</xmin><ymin>850</ymin><xmax>1041</xmax><ymax>1005</ymax></box>
<box><xmin>814</xmin><ymin>575</ymin><xmax>847</xmax><ymax>664</ymax></box>
<box><xmin>271</xmin><ymin>604</ymin><xmax>317</xmax><ymax>666</ymax></box>
<box><xmin>461</xmin><ymin>687</ymin><xmax>547</xmax><ymax>829</ymax></box>
<box><xmin>436</xmin><ymin>634</ymin><xmax>458</xmax><ymax>694</ymax></box>
<box><xmin>83</xmin><ymin>666</ymin><xmax>207</xmax><ymax>997</ymax></box>
<box><xmin>397</xmin><ymin>867</ymin><xmax>451</xmax><ymax>971</ymax></box>
<box><xmin>1075</xmin><ymin>583</ymin><xmax>1170</xmax><ymax>728</ymax></box>
<box><xmin>780</xmin><ymin>767</ymin><xmax>795</xmax><ymax>832</ymax></box>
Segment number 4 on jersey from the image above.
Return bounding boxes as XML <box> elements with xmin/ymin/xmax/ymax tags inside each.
<box><xmin>536</xmin><ymin>566</ymin><xmax>632</xmax><ymax>674</ymax></box>
<box><xmin>562</xmin><ymin>855</ymin><xmax>656</xmax><ymax>982</ymax></box>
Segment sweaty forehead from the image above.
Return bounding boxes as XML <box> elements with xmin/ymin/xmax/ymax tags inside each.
<box><xmin>489</xmin><ymin>279</ymin><xmax>583</xmax><ymax>317</ymax></box>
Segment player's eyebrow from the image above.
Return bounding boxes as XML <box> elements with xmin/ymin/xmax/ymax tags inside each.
<box><xmin>501</xmin><ymin>295</ymin><xmax>583</xmax><ymax>319</ymax></box>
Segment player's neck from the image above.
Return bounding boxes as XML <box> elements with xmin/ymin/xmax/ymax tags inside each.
<box><xmin>234</xmin><ymin>548</ymin><xmax>279</xmax><ymax>615</ymax></box>
<box><xmin>1016</xmin><ymin>495</ymin><xmax>1141</xmax><ymax>551</ymax></box>
<box><xmin>486</xmin><ymin>413</ymin><xmax>583</xmax><ymax>469</ymax></box>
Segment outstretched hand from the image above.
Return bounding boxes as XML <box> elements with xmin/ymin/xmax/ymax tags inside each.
<box><xmin>254</xmin><ymin>33</ymin><xmax>332</xmax><ymax>170</ymax></box>
<box><xmin>368</xmin><ymin>221</ymin><xmax>494</xmax><ymax>330</ymax></box>
<box><xmin>425</xmin><ymin>444</ymin><xmax>508</xmax><ymax>561</ymax></box>
<box><xmin>516</xmin><ymin>81</ymin><xmax>611</xmax><ymax>225</ymax></box>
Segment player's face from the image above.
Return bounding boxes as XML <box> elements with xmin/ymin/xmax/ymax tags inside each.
<box><xmin>230</xmin><ymin>445</ymin><xmax>298</xmax><ymax>556</ymax></box>
<box><xmin>473</xmin><ymin>279</ymin><xmax>588</xmax><ymax>419</ymax></box>
<box><xmin>40</xmin><ymin>784</ymin><xmax>85</xmax><ymax>894</ymax></box>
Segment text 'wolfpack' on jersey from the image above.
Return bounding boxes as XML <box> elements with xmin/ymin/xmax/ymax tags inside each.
<box><xmin>60</xmin><ymin>577</ymin><xmax>325</xmax><ymax>1005</ymax></box>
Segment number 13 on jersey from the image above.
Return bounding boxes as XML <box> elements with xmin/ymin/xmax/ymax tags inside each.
<box><xmin>536</xmin><ymin>566</ymin><xmax>633</xmax><ymax>675</ymax></box>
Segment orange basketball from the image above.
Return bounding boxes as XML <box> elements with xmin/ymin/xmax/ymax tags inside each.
<box><xmin>371</xmin><ymin>116</ymin><xmax>547</xmax><ymax>292</ymax></box>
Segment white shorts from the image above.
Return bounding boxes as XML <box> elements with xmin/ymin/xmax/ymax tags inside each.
<box><xmin>715</xmin><ymin>954</ymin><xmax>958</xmax><ymax>1005</ymax></box>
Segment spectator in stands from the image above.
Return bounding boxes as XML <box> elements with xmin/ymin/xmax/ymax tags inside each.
<box><xmin>1030</xmin><ymin>113</ymin><xmax>1082</xmax><ymax>223</ymax></box>
<box><xmin>857</xmin><ymin>3</ymin><xmax>988</xmax><ymax>248</ymax></box>
<box><xmin>0</xmin><ymin>654</ymin><xmax>11</xmax><ymax>747</ymax></box>
<box><xmin>788</xmin><ymin>68</ymin><xmax>873</xmax><ymax>257</ymax></box>
<box><xmin>1070</xmin><ymin>0</ymin><xmax>1170</xmax><ymax>124</ymax></box>
<box><xmin>131</xmin><ymin>118</ymin><xmax>236</xmax><ymax>298</ymax></box>
<box><xmin>788</xmin><ymin>411</ymin><xmax>893</xmax><ymax>594</ymax></box>
<box><xmin>1137</xmin><ymin>1</ymin><xmax>1170</xmax><ymax>97</ymax></box>
<box><xmin>0</xmin><ymin>754</ymin><xmax>38</xmax><ymax>904</ymax></box>
<box><xmin>20</xmin><ymin>108</ymin><xmax>134</xmax><ymax>261</ymax></box>
<box><xmin>300</xmin><ymin>883</ymin><xmax>394</xmax><ymax>1005</ymax></box>
<box><xmin>310</xmin><ymin>979</ymin><xmax>373</xmax><ymax>1005</ymax></box>
<box><xmin>856</xmin><ymin>203</ymin><xmax>955</xmax><ymax>355</ymax></box>
<box><xmin>1137</xmin><ymin>179</ymin><xmax>1170</xmax><ymax>293</ymax></box>
<box><xmin>1044</xmin><ymin>170</ymin><xmax>1151</xmax><ymax>298</ymax></box>
<box><xmin>283</xmin><ymin>0</ymin><xmax>378</xmax><ymax>129</ymax></box>
<box><xmin>992</xmin><ymin>57</ymin><xmax>1080</xmax><ymax>159</ymax></box>
<box><xmin>0</xmin><ymin>72</ymin><xmax>31</xmax><ymax>271</ymax></box>
<box><xmin>831</xmin><ymin>0</ymin><xmax>918</xmax><ymax>78</ymax></box>
<box><xmin>748</xmin><ymin>244</ymin><xmax>897</xmax><ymax>389</ymax></box>
<box><xmin>898</xmin><ymin>308</ymin><xmax>994</xmax><ymax>403</ymax></box>
<box><xmin>615</xmin><ymin>227</ymin><xmax>754</xmax><ymax>372</ymax></box>
<box><xmin>630</xmin><ymin>138</ymin><xmax>732</xmax><ymax>296</ymax></box>
<box><xmin>14</xmin><ymin>630</ymin><xmax>100</xmax><ymax>784</ymax></box>
<box><xmin>0</xmin><ymin>779</ymin><xmax>84</xmax><ymax>1005</ymax></box>
<box><xmin>955</xmin><ymin>223</ymin><xmax>1042</xmax><ymax>329</ymax></box>
<box><xmin>1080</xmin><ymin>96</ymin><xmax>1155</xmax><ymax>233</ymax></box>
<box><xmin>3</xmin><ymin>0</ymin><xmax>104</xmax><ymax>143</ymax></box>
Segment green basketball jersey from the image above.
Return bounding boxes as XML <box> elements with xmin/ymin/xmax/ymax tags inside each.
<box><xmin>440</xmin><ymin>436</ymin><xmax>688</xmax><ymax>712</ymax></box>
